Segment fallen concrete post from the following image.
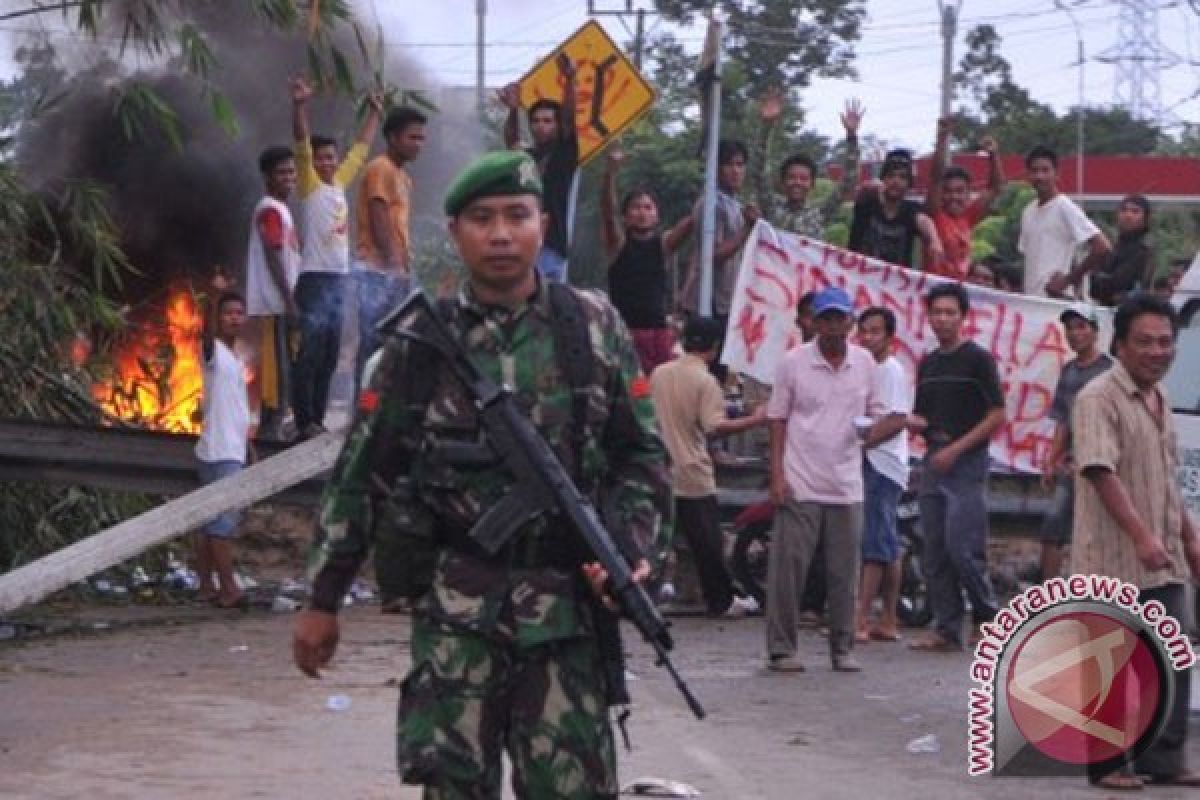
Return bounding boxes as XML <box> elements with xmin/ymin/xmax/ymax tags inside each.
<box><xmin>0</xmin><ymin>430</ymin><xmax>344</xmax><ymax>614</ymax></box>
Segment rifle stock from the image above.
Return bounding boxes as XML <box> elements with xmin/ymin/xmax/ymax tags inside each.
<box><xmin>383</xmin><ymin>291</ymin><xmax>705</xmax><ymax>720</ymax></box>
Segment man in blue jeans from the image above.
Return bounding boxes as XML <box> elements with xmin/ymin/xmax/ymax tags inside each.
<box><xmin>908</xmin><ymin>283</ymin><xmax>1005</xmax><ymax>651</ymax></box>
<box><xmin>854</xmin><ymin>307</ymin><xmax>913</xmax><ymax>643</ymax></box>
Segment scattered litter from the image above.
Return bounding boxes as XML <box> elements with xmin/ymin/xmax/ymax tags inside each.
<box><xmin>278</xmin><ymin>578</ymin><xmax>307</xmax><ymax>597</ymax></box>
<box><xmin>110</xmin><ymin>586</ymin><xmax>129</xmax><ymax>597</ymax></box>
<box><xmin>93</xmin><ymin>579</ymin><xmax>113</xmax><ymax>593</ymax></box>
<box><xmin>899</xmin><ymin>713</ymin><xmax>923</xmax><ymax>724</ymax></box>
<box><xmin>657</xmin><ymin>582</ymin><xmax>676</xmax><ymax>603</ymax></box>
<box><xmin>91</xmin><ymin>622</ymin><xmax>111</xmax><ymax>631</ymax></box>
<box><xmin>326</xmin><ymin>694</ymin><xmax>352</xmax><ymax>712</ymax></box>
<box><xmin>234</xmin><ymin>573</ymin><xmax>259</xmax><ymax>590</ymax></box>
<box><xmin>864</xmin><ymin>694</ymin><xmax>891</xmax><ymax>701</ymax></box>
<box><xmin>228</xmin><ymin>645</ymin><xmax>250</xmax><ymax>653</ymax></box>
<box><xmin>165</xmin><ymin>567</ymin><xmax>199</xmax><ymax>591</ymax></box>
<box><xmin>621</xmin><ymin>777</ymin><xmax>701</xmax><ymax>797</ymax></box>
<box><xmin>906</xmin><ymin>733</ymin><xmax>941</xmax><ymax>754</ymax></box>
<box><xmin>342</xmin><ymin>595</ymin><xmax>355</xmax><ymax>608</ymax></box>
<box><xmin>271</xmin><ymin>596</ymin><xmax>302</xmax><ymax>613</ymax></box>
<box><xmin>349</xmin><ymin>581</ymin><xmax>375</xmax><ymax>602</ymax></box>
<box><xmin>130</xmin><ymin>566</ymin><xmax>153</xmax><ymax>587</ymax></box>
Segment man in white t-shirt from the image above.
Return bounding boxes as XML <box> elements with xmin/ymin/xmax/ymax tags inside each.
<box><xmin>289</xmin><ymin>78</ymin><xmax>382</xmax><ymax>439</ymax></box>
<box><xmin>853</xmin><ymin>307</ymin><xmax>913</xmax><ymax>643</ymax></box>
<box><xmin>1018</xmin><ymin>145</ymin><xmax>1111</xmax><ymax>298</ymax></box>
<box><xmin>195</xmin><ymin>270</ymin><xmax>251</xmax><ymax>609</ymax></box>
<box><xmin>246</xmin><ymin>145</ymin><xmax>300</xmax><ymax>441</ymax></box>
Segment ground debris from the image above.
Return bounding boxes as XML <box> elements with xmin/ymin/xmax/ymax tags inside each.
<box><xmin>621</xmin><ymin>777</ymin><xmax>702</xmax><ymax>797</ymax></box>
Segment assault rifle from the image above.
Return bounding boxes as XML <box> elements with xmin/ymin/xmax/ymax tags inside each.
<box><xmin>381</xmin><ymin>290</ymin><xmax>705</xmax><ymax>721</ymax></box>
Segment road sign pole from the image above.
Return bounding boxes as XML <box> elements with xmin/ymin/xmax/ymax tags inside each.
<box><xmin>697</xmin><ymin>16</ymin><xmax>723</xmax><ymax>318</ymax></box>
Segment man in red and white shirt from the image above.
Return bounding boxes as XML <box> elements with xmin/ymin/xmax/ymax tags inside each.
<box><xmin>925</xmin><ymin>117</ymin><xmax>1004</xmax><ymax>280</ymax></box>
<box><xmin>245</xmin><ymin>145</ymin><xmax>299</xmax><ymax>440</ymax></box>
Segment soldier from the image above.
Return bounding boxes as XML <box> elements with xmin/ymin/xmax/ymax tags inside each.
<box><xmin>292</xmin><ymin>150</ymin><xmax>671</xmax><ymax>799</ymax></box>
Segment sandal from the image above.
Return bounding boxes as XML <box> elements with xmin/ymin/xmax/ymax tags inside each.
<box><xmin>1092</xmin><ymin>771</ymin><xmax>1144</xmax><ymax>791</ymax></box>
<box><xmin>869</xmin><ymin>628</ymin><xmax>901</xmax><ymax>642</ymax></box>
<box><xmin>908</xmin><ymin>633</ymin><xmax>961</xmax><ymax>653</ymax></box>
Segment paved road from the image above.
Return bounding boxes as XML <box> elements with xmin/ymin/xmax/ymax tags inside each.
<box><xmin>0</xmin><ymin>607</ymin><xmax>1196</xmax><ymax>799</ymax></box>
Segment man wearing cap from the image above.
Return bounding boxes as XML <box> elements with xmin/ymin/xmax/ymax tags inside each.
<box><xmin>1039</xmin><ymin>303</ymin><xmax>1112</xmax><ymax>581</ymax></box>
<box><xmin>651</xmin><ymin>316</ymin><xmax>767</xmax><ymax>617</ymax></box>
<box><xmin>765</xmin><ymin>286</ymin><xmax>885</xmax><ymax>673</ymax></box>
<box><xmin>848</xmin><ymin>148</ymin><xmax>943</xmax><ymax>269</ymax></box>
<box><xmin>293</xmin><ymin>150</ymin><xmax>671</xmax><ymax>798</ymax></box>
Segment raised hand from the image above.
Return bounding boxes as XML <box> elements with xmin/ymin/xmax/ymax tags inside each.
<box><xmin>758</xmin><ymin>86</ymin><xmax>785</xmax><ymax>123</ymax></box>
<box><xmin>841</xmin><ymin>98</ymin><xmax>866</xmax><ymax>135</ymax></box>
<box><xmin>291</xmin><ymin>76</ymin><xmax>314</xmax><ymax>105</ymax></box>
<box><xmin>606</xmin><ymin>145</ymin><xmax>626</xmax><ymax>171</ymax></box>
<box><xmin>496</xmin><ymin>82</ymin><xmax>520</xmax><ymax>110</ymax></box>
<box><xmin>211</xmin><ymin>266</ymin><xmax>231</xmax><ymax>293</ymax></box>
<box><xmin>979</xmin><ymin>133</ymin><xmax>998</xmax><ymax>155</ymax></box>
<box><xmin>555</xmin><ymin>51</ymin><xmax>577</xmax><ymax>78</ymax></box>
<box><xmin>366</xmin><ymin>89</ymin><xmax>384</xmax><ymax>114</ymax></box>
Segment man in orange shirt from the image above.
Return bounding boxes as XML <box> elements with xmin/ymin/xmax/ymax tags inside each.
<box><xmin>925</xmin><ymin>117</ymin><xmax>1004</xmax><ymax>280</ymax></box>
<box><xmin>352</xmin><ymin>106</ymin><xmax>427</xmax><ymax>387</ymax></box>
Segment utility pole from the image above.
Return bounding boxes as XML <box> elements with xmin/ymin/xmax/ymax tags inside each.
<box><xmin>938</xmin><ymin>1</ymin><xmax>961</xmax><ymax>121</ymax></box>
<box><xmin>588</xmin><ymin>0</ymin><xmax>655</xmax><ymax>68</ymax></box>
<box><xmin>697</xmin><ymin>13</ymin><xmax>723</xmax><ymax>318</ymax></box>
<box><xmin>475</xmin><ymin>0</ymin><xmax>486</xmax><ymax>114</ymax></box>
<box><xmin>1054</xmin><ymin>0</ymin><xmax>1086</xmax><ymax>199</ymax></box>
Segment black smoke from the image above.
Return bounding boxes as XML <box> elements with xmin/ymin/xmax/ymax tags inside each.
<box><xmin>13</xmin><ymin>2</ymin><xmax>469</xmax><ymax>303</ymax></box>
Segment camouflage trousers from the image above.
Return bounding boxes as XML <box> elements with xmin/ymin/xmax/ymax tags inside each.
<box><xmin>397</xmin><ymin>616</ymin><xmax>618</xmax><ymax>800</ymax></box>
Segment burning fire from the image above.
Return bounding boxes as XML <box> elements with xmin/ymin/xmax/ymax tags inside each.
<box><xmin>94</xmin><ymin>283</ymin><xmax>205</xmax><ymax>433</ymax></box>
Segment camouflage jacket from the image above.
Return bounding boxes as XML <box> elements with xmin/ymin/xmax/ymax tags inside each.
<box><xmin>307</xmin><ymin>279</ymin><xmax>671</xmax><ymax>647</ymax></box>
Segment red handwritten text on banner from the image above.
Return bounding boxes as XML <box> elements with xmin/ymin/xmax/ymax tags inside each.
<box><xmin>722</xmin><ymin>222</ymin><xmax>1113</xmax><ymax>473</ymax></box>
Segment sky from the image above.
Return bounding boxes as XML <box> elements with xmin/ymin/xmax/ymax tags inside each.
<box><xmin>2</xmin><ymin>0</ymin><xmax>1198</xmax><ymax>155</ymax></box>
<box><xmin>365</xmin><ymin>0</ymin><xmax>1200</xmax><ymax>155</ymax></box>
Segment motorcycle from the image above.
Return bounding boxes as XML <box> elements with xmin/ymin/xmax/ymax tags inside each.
<box><xmin>728</xmin><ymin>481</ymin><xmax>932</xmax><ymax>628</ymax></box>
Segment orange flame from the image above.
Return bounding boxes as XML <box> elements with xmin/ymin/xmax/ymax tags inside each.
<box><xmin>94</xmin><ymin>283</ymin><xmax>205</xmax><ymax>433</ymax></box>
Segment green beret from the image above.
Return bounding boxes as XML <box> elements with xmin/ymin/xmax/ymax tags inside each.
<box><xmin>443</xmin><ymin>150</ymin><xmax>543</xmax><ymax>216</ymax></box>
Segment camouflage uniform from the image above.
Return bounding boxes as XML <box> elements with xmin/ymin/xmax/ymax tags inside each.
<box><xmin>308</xmin><ymin>280</ymin><xmax>671</xmax><ymax>799</ymax></box>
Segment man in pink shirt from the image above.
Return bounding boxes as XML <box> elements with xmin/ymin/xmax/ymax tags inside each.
<box><xmin>766</xmin><ymin>287</ymin><xmax>886</xmax><ymax>673</ymax></box>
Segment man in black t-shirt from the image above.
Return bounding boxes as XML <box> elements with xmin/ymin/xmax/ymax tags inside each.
<box><xmin>848</xmin><ymin>149</ymin><xmax>943</xmax><ymax>269</ymax></box>
<box><xmin>908</xmin><ymin>283</ymin><xmax>1005</xmax><ymax>652</ymax></box>
<box><xmin>600</xmin><ymin>145</ymin><xmax>693</xmax><ymax>374</ymax></box>
<box><xmin>499</xmin><ymin>53</ymin><xmax>579</xmax><ymax>283</ymax></box>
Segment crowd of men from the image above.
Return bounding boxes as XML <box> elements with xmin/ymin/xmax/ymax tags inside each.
<box><xmin>180</xmin><ymin>58</ymin><xmax>1200</xmax><ymax>795</ymax></box>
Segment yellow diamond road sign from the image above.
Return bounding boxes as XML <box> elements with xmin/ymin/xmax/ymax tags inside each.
<box><xmin>517</xmin><ymin>20</ymin><xmax>655</xmax><ymax>166</ymax></box>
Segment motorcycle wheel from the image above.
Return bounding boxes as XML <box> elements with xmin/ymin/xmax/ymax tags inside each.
<box><xmin>896</xmin><ymin>522</ymin><xmax>933</xmax><ymax>628</ymax></box>
<box><xmin>729</xmin><ymin>520</ymin><xmax>771</xmax><ymax>609</ymax></box>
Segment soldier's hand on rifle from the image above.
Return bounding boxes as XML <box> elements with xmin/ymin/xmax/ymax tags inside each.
<box><xmin>582</xmin><ymin>559</ymin><xmax>651</xmax><ymax>611</ymax></box>
<box><xmin>293</xmin><ymin>610</ymin><xmax>340</xmax><ymax>678</ymax></box>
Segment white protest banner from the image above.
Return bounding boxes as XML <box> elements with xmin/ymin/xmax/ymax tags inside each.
<box><xmin>722</xmin><ymin>221</ymin><xmax>1113</xmax><ymax>473</ymax></box>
